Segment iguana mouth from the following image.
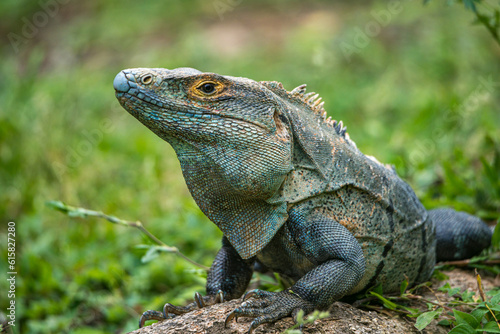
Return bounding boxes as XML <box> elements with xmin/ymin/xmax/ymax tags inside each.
<box><xmin>114</xmin><ymin>70</ymin><xmax>270</xmax><ymax>131</ymax></box>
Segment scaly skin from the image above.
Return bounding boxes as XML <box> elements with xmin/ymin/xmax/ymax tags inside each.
<box><xmin>113</xmin><ymin>68</ymin><xmax>492</xmax><ymax>333</ymax></box>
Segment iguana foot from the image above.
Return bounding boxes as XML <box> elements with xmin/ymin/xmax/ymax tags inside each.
<box><xmin>225</xmin><ymin>289</ymin><xmax>314</xmax><ymax>334</ymax></box>
<box><xmin>139</xmin><ymin>291</ymin><xmax>224</xmax><ymax>328</ymax></box>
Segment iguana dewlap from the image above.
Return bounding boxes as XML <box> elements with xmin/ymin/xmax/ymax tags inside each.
<box><xmin>113</xmin><ymin>67</ymin><xmax>493</xmax><ymax>333</ymax></box>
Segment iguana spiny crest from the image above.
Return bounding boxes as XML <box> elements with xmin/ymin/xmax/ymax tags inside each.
<box><xmin>260</xmin><ymin>80</ymin><xmax>355</xmax><ymax>146</ymax></box>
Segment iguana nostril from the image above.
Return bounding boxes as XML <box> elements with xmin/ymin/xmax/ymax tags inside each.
<box><xmin>141</xmin><ymin>75</ymin><xmax>153</xmax><ymax>85</ymax></box>
<box><xmin>113</xmin><ymin>71</ymin><xmax>130</xmax><ymax>92</ymax></box>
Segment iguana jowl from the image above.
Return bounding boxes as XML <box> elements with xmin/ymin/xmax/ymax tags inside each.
<box><xmin>113</xmin><ymin>67</ymin><xmax>492</xmax><ymax>333</ymax></box>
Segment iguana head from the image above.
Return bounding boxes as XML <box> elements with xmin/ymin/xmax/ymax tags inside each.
<box><xmin>114</xmin><ymin>67</ymin><xmax>293</xmax><ymax>198</ymax></box>
<box><xmin>114</xmin><ymin>67</ymin><xmax>298</xmax><ymax>258</ymax></box>
<box><xmin>114</xmin><ymin>67</ymin><xmax>350</xmax><ymax>258</ymax></box>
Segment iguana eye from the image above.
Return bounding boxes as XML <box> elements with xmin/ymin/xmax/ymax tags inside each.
<box><xmin>141</xmin><ymin>75</ymin><xmax>153</xmax><ymax>85</ymax></box>
<box><xmin>197</xmin><ymin>82</ymin><xmax>217</xmax><ymax>95</ymax></box>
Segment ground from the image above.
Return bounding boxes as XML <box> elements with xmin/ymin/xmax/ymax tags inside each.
<box><xmin>130</xmin><ymin>269</ymin><xmax>498</xmax><ymax>334</ymax></box>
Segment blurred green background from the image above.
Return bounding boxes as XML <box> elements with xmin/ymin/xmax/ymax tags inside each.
<box><xmin>0</xmin><ymin>0</ymin><xmax>499</xmax><ymax>333</ymax></box>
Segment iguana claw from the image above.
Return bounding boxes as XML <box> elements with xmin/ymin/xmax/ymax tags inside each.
<box><xmin>226</xmin><ymin>289</ymin><xmax>315</xmax><ymax>334</ymax></box>
<box><xmin>162</xmin><ymin>302</ymin><xmax>195</xmax><ymax>317</ymax></box>
<box><xmin>194</xmin><ymin>292</ymin><xmax>205</xmax><ymax>308</ymax></box>
<box><xmin>139</xmin><ymin>310</ymin><xmax>170</xmax><ymax>328</ymax></box>
<box><xmin>217</xmin><ymin>290</ymin><xmax>224</xmax><ymax>303</ymax></box>
<box><xmin>224</xmin><ymin>311</ymin><xmax>238</xmax><ymax>327</ymax></box>
<box><xmin>242</xmin><ymin>289</ymin><xmax>273</xmax><ymax>301</ymax></box>
<box><xmin>242</xmin><ymin>289</ymin><xmax>256</xmax><ymax>301</ymax></box>
<box><xmin>139</xmin><ymin>290</ymin><xmax>226</xmax><ymax>328</ymax></box>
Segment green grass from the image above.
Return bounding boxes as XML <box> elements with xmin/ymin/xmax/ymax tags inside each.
<box><xmin>0</xmin><ymin>1</ymin><xmax>499</xmax><ymax>333</ymax></box>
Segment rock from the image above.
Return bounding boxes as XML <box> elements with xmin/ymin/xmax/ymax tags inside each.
<box><xmin>128</xmin><ymin>269</ymin><xmax>496</xmax><ymax>334</ymax></box>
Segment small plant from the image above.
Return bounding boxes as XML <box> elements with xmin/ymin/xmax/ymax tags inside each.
<box><xmin>46</xmin><ymin>200</ymin><xmax>209</xmax><ymax>270</ymax></box>
<box><xmin>284</xmin><ymin>310</ymin><xmax>330</xmax><ymax>334</ymax></box>
<box><xmin>425</xmin><ymin>0</ymin><xmax>500</xmax><ymax>45</ymax></box>
<box><xmin>416</xmin><ymin>273</ymin><xmax>500</xmax><ymax>333</ymax></box>
<box><xmin>360</xmin><ymin>273</ymin><xmax>500</xmax><ymax>333</ymax></box>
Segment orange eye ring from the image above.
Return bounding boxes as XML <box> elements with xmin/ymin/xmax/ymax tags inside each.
<box><xmin>195</xmin><ymin>81</ymin><xmax>220</xmax><ymax>96</ymax></box>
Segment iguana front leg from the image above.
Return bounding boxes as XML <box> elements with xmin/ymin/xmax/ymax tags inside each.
<box><xmin>139</xmin><ymin>236</ymin><xmax>253</xmax><ymax>327</ymax></box>
<box><xmin>226</xmin><ymin>212</ymin><xmax>366</xmax><ymax>333</ymax></box>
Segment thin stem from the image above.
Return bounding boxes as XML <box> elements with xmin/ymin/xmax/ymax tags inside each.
<box><xmin>405</xmin><ymin>294</ymin><xmax>455</xmax><ymax>312</ymax></box>
<box><xmin>47</xmin><ymin>200</ymin><xmax>209</xmax><ymax>271</ymax></box>
<box><xmin>133</xmin><ymin>221</ymin><xmax>168</xmax><ymax>247</ymax></box>
<box><xmin>476</xmin><ymin>269</ymin><xmax>500</xmax><ymax>330</ymax></box>
<box><xmin>474</xmin><ymin>1</ymin><xmax>500</xmax><ymax>45</ymax></box>
<box><xmin>437</xmin><ymin>259</ymin><xmax>500</xmax><ymax>267</ymax></box>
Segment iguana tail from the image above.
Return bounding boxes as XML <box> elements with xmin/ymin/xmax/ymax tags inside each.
<box><xmin>429</xmin><ymin>208</ymin><xmax>493</xmax><ymax>262</ymax></box>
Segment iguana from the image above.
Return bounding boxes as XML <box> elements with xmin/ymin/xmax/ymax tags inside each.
<box><xmin>113</xmin><ymin>67</ymin><xmax>493</xmax><ymax>333</ymax></box>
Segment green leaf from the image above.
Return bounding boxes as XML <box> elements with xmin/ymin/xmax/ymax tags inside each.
<box><xmin>400</xmin><ymin>305</ymin><xmax>421</xmax><ymax>316</ymax></box>
<box><xmin>400</xmin><ymin>277</ymin><xmax>409</xmax><ymax>295</ymax></box>
<box><xmin>438</xmin><ymin>319</ymin><xmax>452</xmax><ymax>326</ymax></box>
<box><xmin>460</xmin><ymin>290</ymin><xmax>476</xmax><ymax>303</ymax></box>
<box><xmin>432</xmin><ymin>269</ymin><xmax>449</xmax><ymax>281</ymax></box>
<box><xmin>439</xmin><ymin>283</ymin><xmax>461</xmax><ymax>296</ymax></box>
<box><xmin>415</xmin><ymin>308</ymin><xmax>443</xmax><ymax>330</ymax></box>
<box><xmin>471</xmin><ymin>307</ymin><xmax>489</xmax><ymax>322</ymax></box>
<box><xmin>372</xmin><ymin>283</ymin><xmax>383</xmax><ymax>295</ymax></box>
<box><xmin>369</xmin><ymin>292</ymin><xmax>397</xmax><ymax>310</ymax></box>
<box><xmin>478</xmin><ymin>321</ymin><xmax>500</xmax><ymax>333</ymax></box>
<box><xmin>306</xmin><ymin>310</ymin><xmax>330</xmax><ymax>323</ymax></box>
<box><xmin>448</xmin><ymin>323</ymin><xmax>477</xmax><ymax>334</ymax></box>
<box><xmin>47</xmin><ymin>200</ymin><xmax>84</xmax><ymax>217</ymax></box>
<box><xmin>46</xmin><ymin>200</ymin><xmax>67</xmax><ymax>211</ymax></box>
<box><xmin>295</xmin><ymin>309</ymin><xmax>304</xmax><ymax>324</ymax></box>
<box><xmin>490</xmin><ymin>291</ymin><xmax>500</xmax><ymax>305</ymax></box>
<box><xmin>480</xmin><ymin>157</ymin><xmax>498</xmax><ymax>191</ymax></box>
<box><xmin>492</xmin><ymin>221</ymin><xmax>500</xmax><ymax>249</ymax></box>
<box><xmin>462</xmin><ymin>0</ymin><xmax>478</xmax><ymax>13</ymax></box>
<box><xmin>141</xmin><ymin>246</ymin><xmax>160</xmax><ymax>263</ymax></box>
<box><xmin>454</xmin><ymin>309</ymin><xmax>480</xmax><ymax>329</ymax></box>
